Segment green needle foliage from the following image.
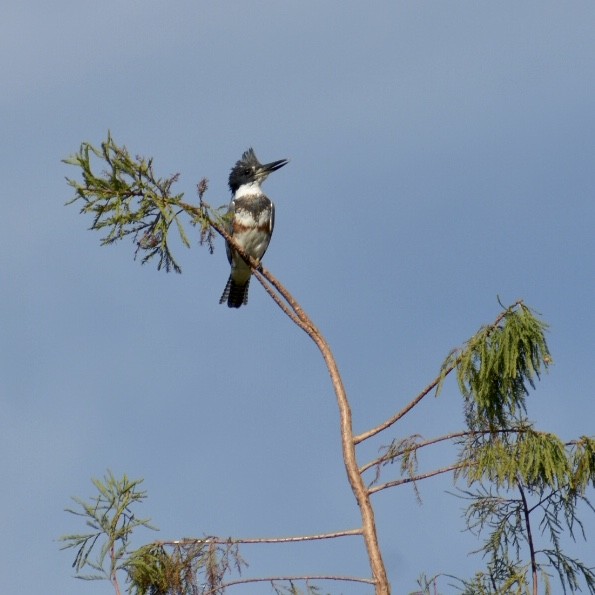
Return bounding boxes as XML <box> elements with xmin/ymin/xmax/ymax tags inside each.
<box><xmin>61</xmin><ymin>472</ymin><xmax>247</xmax><ymax>595</ymax></box>
<box><xmin>64</xmin><ymin>132</ymin><xmax>222</xmax><ymax>273</ymax></box>
<box><xmin>374</xmin><ymin>301</ymin><xmax>594</xmax><ymax>594</ymax></box>
<box><xmin>442</xmin><ymin>304</ymin><xmax>595</xmax><ymax>594</ymax></box>
<box><xmin>456</xmin><ymin>301</ymin><xmax>551</xmax><ymax>430</ymax></box>
<box><xmin>60</xmin><ymin>471</ymin><xmax>157</xmax><ymax>583</ymax></box>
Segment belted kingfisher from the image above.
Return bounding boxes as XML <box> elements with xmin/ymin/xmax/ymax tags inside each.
<box><xmin>219</xmin><ymin>148</ymin><xmax>288</xmax><ymax>308</ymax></box>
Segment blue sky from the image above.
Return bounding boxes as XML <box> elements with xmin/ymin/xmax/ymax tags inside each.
<box><xmin>2</xmin><ymin>2</ymin><xmax>594</xmax><ymax>593</ymax></box>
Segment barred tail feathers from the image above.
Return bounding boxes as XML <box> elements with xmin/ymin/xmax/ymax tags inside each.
<box><xmin>219</xmin><ymin>276</ymin><xmax>250</xmax><ymax>308</ymax></box>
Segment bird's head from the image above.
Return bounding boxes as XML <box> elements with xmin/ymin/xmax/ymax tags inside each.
<box><xmin>228</xmin><ymin>148</ymin><xmax>288</xmax><ymax>193</ymax></box>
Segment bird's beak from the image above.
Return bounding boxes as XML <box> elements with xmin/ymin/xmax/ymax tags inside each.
<box><xmin>262</xmin><ymin>158</ymin><xmax>289</xmax><ymax>173</ymax></box>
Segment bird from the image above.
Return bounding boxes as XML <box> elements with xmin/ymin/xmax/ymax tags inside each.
<box><xmin>219</xmin><ymin>148</ymin><xmax>288</xmax><ymax>308</ymax></box>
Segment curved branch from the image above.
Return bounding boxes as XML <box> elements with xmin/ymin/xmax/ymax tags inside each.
<box><xmin>153</xmin><ymin>528</ymin><xmax>363</xmax><ymax>547</ymax></box>
<box><xmin>354</xmin><ymin>372</ymin><xmax>458</xmax><ymax>445</ymax></box>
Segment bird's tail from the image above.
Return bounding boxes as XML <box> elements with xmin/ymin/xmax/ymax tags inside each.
<box><xmin>219</xmin><ymin>276</ymin><xmax>250</xmax><ymax>308</ymax></box>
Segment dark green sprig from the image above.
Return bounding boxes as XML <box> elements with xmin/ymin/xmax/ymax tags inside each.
<box><xmin>456</xmin><ymin>302</ymin><xmax>551</xmax><ymax>429</ymax></box>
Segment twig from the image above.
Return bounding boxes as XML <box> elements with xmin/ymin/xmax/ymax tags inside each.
<box><xmin>110</xmin><ymin>544</ymin><xmax>121</xmax><ymax>595</ymax></box>
<box><xmin>368</xmin><ymin>463</ymin><xmax>468</xmax><ymax>495</ymax></box>
<box><xmin>152</xmin><ymin>528</ymin><xmax>363</xmax><ymax>547</ymax></box>
<box><xmin>359</xmin><ymin>431</ymin><xmax>470</xmax><ymax>474</ymax></box>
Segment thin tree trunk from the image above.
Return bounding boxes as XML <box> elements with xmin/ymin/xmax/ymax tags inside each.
<box><xmin>517</xmin><ymin>476</ymin><xmax>538</xmax><ymax>595</ymax></box>
<box><xmin>194</xmin><ymin>206</ymin><xmax>392</xmax><ymax>593</ymax></box>
<box><xmin>312</xmin><ymin>329</ymin><xmax>391</xmax><ymax>595</ymax></box>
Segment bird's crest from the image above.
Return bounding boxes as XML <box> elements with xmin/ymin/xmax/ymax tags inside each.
<box><xmin>237</xmin><ymin>148</ymin><xmax>261</xmax><ymax>168</ymax></box>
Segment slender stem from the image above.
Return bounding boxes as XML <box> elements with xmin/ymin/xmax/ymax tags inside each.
<box><xmin>203</xmin><ymin>574</ymin><xmax>376</xmax><ymax>595</ymax></box>
<box><xmin>153</xmin><ymin>528</ymin><xmax>363</xmax><ymax>546</ymax></box>
<box><xmin>307</xmin><ymin>325</ymin><xmax>391</xmax><ymax>594</ymax></box>
<box><xmin>110</xmin><ymin>545</ymin><xmax>121</xmax><ymax>595</ymax></box>
<box><xmin>528</xmin><ymin>488</ymin><xmax>561</xmax><ymax>514</ymax></box>
<box><xmin>111</xmin><ymin>575</ymin><xmax>121</xmax><ymax>595</ymax></box>
<box><xmin>360</xmin><ymin>427</ymin><xmax>530</xmax><ymax>475</ymax></box>
<box><xmin>517</xmin><ymin>475</ymin><xmax>538</xmax><ymax>595</ymax></box>
<box><xmin>368</xmin><ymin>463</ymin><xmax>467</xmax><ymax>495</ymax></box>
<box><xmin>360</xmin><ymin>431</ymin><xmax>470</xmax><ymax>474</ymax></box>
<box><xmin>354</xmin><ymin>370</ymin><xmax>457</xmax><ymax>445</ymax></box>
<box><xmin>354</xmin><ymin>301</ymin><xmax>523</xmax><ymax>444</ymax></box>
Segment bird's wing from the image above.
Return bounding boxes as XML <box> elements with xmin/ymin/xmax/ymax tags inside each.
<box><xmin>224</xmin><ymin>199</ymin><xmax>236</xmax><ymax>265</ymax></box>
<box><xmin>258</xmin><ymin>200</ymin><xmax>275</xmax><ymax>258</ymax></box>
<box><xmin>269</xmin><ymin>201</ymin><xmax>275</xmax><ymax>236</ymax></box>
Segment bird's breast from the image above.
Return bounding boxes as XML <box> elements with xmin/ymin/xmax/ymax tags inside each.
<box><xmin>233</xmin><ymin>207</ymin><xmax>272</xmax><ymax>230</ymax></box>
<box><xmin>231</xmin><ymin>209</ymin><xmax>271</xmax><ymax>261</ymax></box>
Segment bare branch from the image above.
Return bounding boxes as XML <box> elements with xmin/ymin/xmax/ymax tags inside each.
<box><xmin>152</xmin><ymin>528</ymin><xmax>363</xmax><ymax>547</ymax></box>
<box><xmin>354</xmin><ymin>301</ymin><xmax>524</xmax><ymax>445</ymax></box>
<box><xmin>368</xmin><ymin>463</ymin><xmax>468</xmax><ymax>495</ymax></box>
<box><xmin>203</xmin><ymin>573</ymin><xmax>376</xmax><ymax>594</ymax></box>
<box><xmin>360</xmin><ymin>431</ymin><xmax>469</xmax><ymax>474</ymax></box>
